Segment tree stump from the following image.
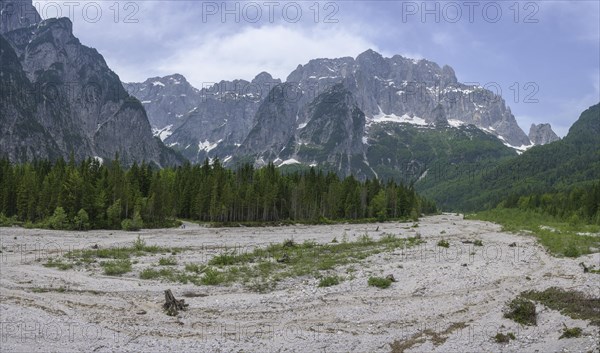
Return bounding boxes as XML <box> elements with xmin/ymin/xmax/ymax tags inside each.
<box><xmin>163</xmin><ymin>289</ymin><xmax>188</xmax><ymax>316</ymax></box>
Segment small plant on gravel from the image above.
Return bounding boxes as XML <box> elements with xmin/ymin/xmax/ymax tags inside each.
<box><xmin>359</xmin><ymin>233</ymin><xmax>373</xmax><ymax>244</ymax></box>
<box><xmin>440</xmin><ymin>230</ymin><xmax>446</xmax><ymax>234</ymax></box>
<box><xmin>437</xmin><ymin>240</ymin><xmax>450</xmax><ymax>248</ymax></box>
<box><xmin>44</xmin><ymin>258</ymin><xmax>74</xmax><ymax>270</ymax></box>
<box><xmin>331</xmin><ymin>237</ymin><xmax>338</xmax><ymax>243</ymax></box>
<box><xmin>504</xmin><ymin>297</ymin><xmax>537</xmax><ymax>326</ymax></box>
<box><xmin>185</xmin><ymin>263</ymin><xmax>205</xmax><ymax>274</ymax></box>
<box><xmin>210</xmin><ymin>253</ymin><xmax>238</xmax><ymax>266</ymax></box>
<box><xmin>283</xmin><ymin>239</ymin><xmax>297</xmax><ymax>248</ymax></box>
<box><xmin>201</xmin><ymin>267</ymin><xmax>224</xmax><ymax>285</ymax></box>
<box><xmin>318</xmin><ymin>276</ymin><xmax>340</xmax><ymax>287</ymax></box>
<box><xmin>473</xmin><ymin>239</ymin><xmax>483</xmax><ymax>246</ymax></box>
<box><xmin>158</xmin><ymin>257</ymin><xmax>178</xmax><ymax>266</ymax></box>
<box><xmin>559</xmin><ymin>325</ymin><xmax>582</xmax><ymax>339</ymax></box>
<box><xmin>368</xmin><ymin>276</ymin><xmax>392</xmax><ymax>289</ymax></box>
<box><xmin>101</xmin><ymin>259</ymin><xmax>132</xmax><ymax>276</ymax></box>
<box><xmin>494</xmin><ymin>332</ymin><xmax>516</xmax><ymax>343</ymax></box>
<box><xmin>133</xmin><ymin>235</ymin><xmax>146</xmax><ymax>251</ymax></box>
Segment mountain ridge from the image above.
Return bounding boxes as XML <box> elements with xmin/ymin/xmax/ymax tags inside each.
<box><xmin>0</xmin><ymin>2</ymin><xmax>183</xmax><ymax>166</ymax></box>
<box><xmin>128</xmin><ymin>49</ymin><xmax>564</xmax><ymax>171</ymax></box>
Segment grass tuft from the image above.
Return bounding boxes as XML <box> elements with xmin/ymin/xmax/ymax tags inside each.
<box><xmin>101</xmin><ymin>259</ymin><xmax>132</xmax><ymax>276</ymax></box>
<box><xmin>318</xmin><ymin>276</ymin><xmax>340</xmax><ymax>287</ymax></box>
<box><xmin>368</xmin><ymin>276</ymin><xmax>392</xmax><ymax>289</ymax></box>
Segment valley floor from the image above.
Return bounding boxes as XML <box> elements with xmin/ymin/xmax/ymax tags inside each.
<box><xmin>0</xmin><ymin>214</ymin><xmax>598</xmax><ymax>352</ymax></box>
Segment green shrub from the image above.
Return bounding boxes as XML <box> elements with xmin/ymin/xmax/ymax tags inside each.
<box><xmin>504</xmin><ymin>297</ymin><xmax>537</xmax><ymax>326</ymax></box>
<box><xmin>473</xmin><ymin>239</ymin><xmax>483</xmax><ymax>246</ymax></box>
<box><xmin>494</xmin><ymin>332</ymin><xmax>515</xmax><ymax>343</ymax></box>
<box><xmin>437</xmin><ymin>239</ymin><xmax>450</xmax><ymax>248</ymax></box>
<box><xmin>368</xmin><ymin>276</ymin><xmax>392</xmax><ymax>289</ymax></box>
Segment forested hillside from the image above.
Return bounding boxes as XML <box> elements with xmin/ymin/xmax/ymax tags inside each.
<box><xmin>420</xmin><ymin>103</ymin><xmax>600</xmax><ymax>210</ymax></box>
<box><xmin>0</xmin><ymin>157</ymin><xmax>436</xmax><ymax>230</ymax></box>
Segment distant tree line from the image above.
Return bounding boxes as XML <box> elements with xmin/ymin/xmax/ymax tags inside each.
<box><xmin>499</xmin><ymin>180</ymin><xmax>600</xmax><ymax>225</ymax></box>
<box><xmin>0</xmin><ymin>156</ymin><xmax>437</xmax><ymax>230</ymax></box>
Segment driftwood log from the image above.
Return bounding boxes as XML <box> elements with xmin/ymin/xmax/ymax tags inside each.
<box><xmin>163</xmin><ymin>289</ymin><xmax>188</xmax><ymax>316</ymax></box>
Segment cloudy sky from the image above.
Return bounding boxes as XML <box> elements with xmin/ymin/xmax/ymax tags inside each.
<box><xmin>34</xmin><ymin>0</ymin><xmax>599</xmax><ymax>136</ymax></box>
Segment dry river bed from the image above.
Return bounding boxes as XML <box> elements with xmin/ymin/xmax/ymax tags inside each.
<box><xmin>0</xmin><ymin>214</ymin><xmax>598</xmax><ymax>352</ymax></box>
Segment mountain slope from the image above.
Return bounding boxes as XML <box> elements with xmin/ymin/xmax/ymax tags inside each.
<box><xmin>123</xmin><ymin>74</ymin><xmax>201</xmax><ymax>134</ymax></box>
<box><xmin>0</xmin><ymin>34</ymin><xmax>60</xmax><ymax>161</ymax></box>
<box><xmin>418</xmin><ymin>103</ymin><xmax>600</xmax><ymax>210</ymax></box>
<box><xmin>0</xmin><ymin>6</ymin><xmax>182</xmax><ymax>166</ymax></box>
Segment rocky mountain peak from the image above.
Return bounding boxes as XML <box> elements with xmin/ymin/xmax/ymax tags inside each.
<box><xmin>529</xmin><ymin>123</ymin><xmax>560</xmax><ymax>145</ymax></box>
<box><xmin>252</xmin><ymin>71</ymin><xmax>276</xmax><ymax>84</ymax></box>
<box><xmin>0</xmin><ymin>0</ymin><xmax>41</xmax><ymax>34</ymax></box>
<box><xmin>1</xmin><ymin>12</ymin><xmax>182</xmax><ymax>166</ymax></box>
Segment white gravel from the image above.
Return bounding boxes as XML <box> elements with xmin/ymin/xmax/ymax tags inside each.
<box><xmin>0</xmin><ymin>214</ymin><xmax>598</xmax><ymax>352</ymax></box>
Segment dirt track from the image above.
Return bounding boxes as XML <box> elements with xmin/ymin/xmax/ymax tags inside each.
<box><xmin>0</xmin><ymin>214</ymin><xmax>598</xmax><ymax>352</ymax></box>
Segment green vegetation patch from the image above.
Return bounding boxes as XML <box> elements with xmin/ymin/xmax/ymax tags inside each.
<box><xmin>200</xmin><ymin>234</ymin><xmax>423</xmax><ymax>292</ymax></box>
<box><xmin>101</xmin><ymin>259</ymin><xmax>132</xmax><ymax>276</ymax></box>
<box><xmin>520</xmin><ymin>287</ymin><xmax>600</xmax><ymax>326</ymax></box>
<box><xmin>559</xmin><ymin>326</ymin><xmax>582</xmax><ymax>339</ymax></box>
<box><xmin>368</xmin><ymin>276</ymin><xmax>392</xmax><ymax>289</ymax></box>
<box><xmin>494</xmin><ymin>332</ymin><xmax>516</xmax><ymax>343</ymax></box>
<box><xmin>318</xmin><ymin>276</ymin><xmax>340</xmax><ymax>287</ymax></box>
<box><xmin>467</xmin><ymin>208</ymin><xmax>600</xmax><ymax>257</ymax></box>
<box><xmin>504</xmin><ymin>297</ymin><xmax>537</xmax><ymax>326</ymax></box>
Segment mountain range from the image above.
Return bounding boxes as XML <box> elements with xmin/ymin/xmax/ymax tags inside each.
<box><xmin>125</xmin><ymin>49</ymin><xmax>560</xmax><ymax>181</ymax></box>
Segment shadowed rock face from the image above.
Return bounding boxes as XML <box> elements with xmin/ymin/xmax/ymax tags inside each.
<box><xmin>529</xmin><ymin>123</ymin><xmax>560</xmax><ymax>145</ymax></box>
<box><xmin>0</xmin><ymin>1</ymin><xmax>182</xmax><ymax>166</ymax></box>
<box><xmin>0</xmin><ymin>0</ymin><xmax>41</xmax><ymax>34</ymax></box>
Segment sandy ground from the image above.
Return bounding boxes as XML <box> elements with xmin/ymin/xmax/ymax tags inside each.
<box><xmin>0</xmin><ymin>214</ymin><xmax>598</xmax><ymax>353</ymax></box>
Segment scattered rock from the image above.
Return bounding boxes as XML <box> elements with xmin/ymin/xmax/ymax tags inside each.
<box><xmin>182</xmin><ymin>292</ymin><xmax>208</xmax><ymax>298</ymax></box>
<box><xmin>579</xmin><ymin>262</ymin><xmax>589</xmax><ymax>273</ymax></box>
<box><xmin>508</xmin><ymin>242</ymin><xmax>517</xmax><ymax>247</ymax></box>
<box><xmin>91</xmin><ymin>244</ymin><xmax>99</xmax><ymax>249</ymax></box>
<box><xmin>136</xmin><ymin>310</ymin><xmax>147</xmax><ymax>315</ymax></box>
<box><xmin>385</xmin><ymin>274</ymin><xmax>396</xmax><ymax>282</ymax></box>
<box><xmin>461</xmin><ymin>263</ymin><xmax>468</xmax><ymax>267</ymax></box>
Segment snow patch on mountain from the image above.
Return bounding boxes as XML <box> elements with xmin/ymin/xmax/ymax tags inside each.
<box><xmin>152</xmin><ymin>125</ymin><xmax>173</xmax><ymax>141</ymax></box>
<box><xmin>198</xmin><ymin>139</ymin><xmax>221</xmax><ymax>152</ymax></box>
<box><xmin>280</xmin><ymin>158</ymin><xmax>301</xmax><ymax>166</ymax></box>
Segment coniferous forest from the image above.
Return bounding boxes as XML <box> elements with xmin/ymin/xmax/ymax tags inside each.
<box><xmin>0</xmin><ymin>156</ymin><xmax>437</xmax><ymax>230</ymax></box>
